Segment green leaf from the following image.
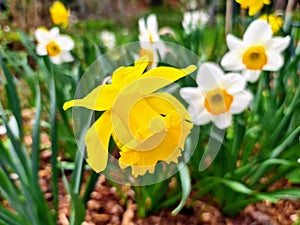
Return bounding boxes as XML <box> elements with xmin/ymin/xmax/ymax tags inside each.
<box><xmin>0</xmin><ymin>57</ymin><xmax>23</xmax><ymax>138</ymax></box>
<box><xmin>172</xmin><ymin>163</ymin><xmax>191</xmax><ymax>215</ymax></box>
<box><xmin>0</xmin><ymin>205</ymin><xmax>27</xmax><ymax>225</ymax></box>
<box><xmin>31</xmin><ymin>83</ymin><xmax>42</xmax><ymax>184</ymax></box>
<box><xmin>61</xmin><ymin>166</ymin><xmax>86</xmax><ymax>225</ymax></box>
<box><xmin>286</xmin><ymin>169</ymin><xmax>300</xmax><ymax>184</ymax></box>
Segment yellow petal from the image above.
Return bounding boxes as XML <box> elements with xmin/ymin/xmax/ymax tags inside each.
<box><xmin>85</xmin><ymin>110</ymin><xmax>112</xmax><ymax>172</ymax></box>
<box><xmin>50</xmin><ymin>1</ymin><xmax>70</xmax><ymax>28</ymax></box>
<box><xmin>111</xmin><ymin>56</ymin><xmax>149</xmax><ymax>89</ymax></box>
<box><xmin>144</xmin><ymin>92</ymin><xmax>191</xmax><ymax>121</ymax></box>
<box><xmin>63</xmin><ymin>84</ymin><xmax>117</xmax><ymax>111</ymax></box>
<box><xmin>140</xmin><ymin>65</ymin><xmax>197</xmax><ymax>94</ymax></box>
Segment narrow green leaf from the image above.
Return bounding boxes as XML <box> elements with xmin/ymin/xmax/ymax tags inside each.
<box><xmin>31</xmin><ymin>83</ymin><xmax>42</xmax><ymax>183</ymax></box>
<box><xmin>249</xmin><ymin>158</ymin><xmax>294</xmax><ymax>185</ymax></box>
<box><xmin>0</xmin><ymin>57</ymin><xmax>23</xmax><ymax>138</ymax></box>
<box><xmin>0</xmin><ymin>206</ymin><xmax>27</xmax><ymax>225</ymax></box>
<box><xmin>172</xmin><ymin>163</ymin><xmax>191</xmax><ymax>215</ymax></box>
<box><xmin>61</xmin><ymin>166</ymin><xmax>86</xmax><ymax>225</ymax></box>
<box><xmin>48</xmin><ymin>63</ymin><xmax>59</xmax><ymax>219</ymax></box>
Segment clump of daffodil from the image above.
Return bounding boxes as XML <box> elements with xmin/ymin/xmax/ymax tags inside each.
<box><xmin>34</xmin><ymin>27</ymin><xmax>74</xmax><ymax>64</ymax></box>
<box><xmin>235</xmin><ymin>0</ymin><xmax>270</xmax><ymax>16</ymax></box>
<box><xmin>180</xmin><ymin>63</ymin><xmax>252</xmax><ymax>129</ymax></box>
<box><xmin>182</xmin><ymin>10</ymin><xmax>209</xmax><ymax>34</ymax></box>
<box><xmin>63</xmin><ymin>56</ymin><xmax>196</xmax><ymax>177</ymax></box>
<box><xmin>221</xmin><ymin>19</ymin><xmax>290</xmax><ymax>83</ymax></box>
<box><xmin>50</xmin><ymin>1</ymin><xmax>70</xmax><ymax>28</ymax></box>
<box><xmin>259</xmin><ymin>13</ymin><xmax>283</xmax><ymax>34</ymax></box>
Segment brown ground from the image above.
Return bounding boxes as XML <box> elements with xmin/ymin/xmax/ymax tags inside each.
<box><xmin>37</xmin><ymin>149</ymin><xmax>300</xmax><ymax>225</ymax></box>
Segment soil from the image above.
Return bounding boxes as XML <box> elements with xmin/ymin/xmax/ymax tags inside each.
<box><xmin>37</xmin><ymin>150</ymin><xmax>300</xmax><ymax>225</ymax></box>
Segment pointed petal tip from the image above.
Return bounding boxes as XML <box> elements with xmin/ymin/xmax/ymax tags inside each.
<box><xmin>183</xmin><ymin>65</ymin><xmax>197</xmax><ymax>74</ymax></box>
<box><xmin>63</xmin><ymin>100</ymin><xmax>75</xmax><ymax>111</ymax></box>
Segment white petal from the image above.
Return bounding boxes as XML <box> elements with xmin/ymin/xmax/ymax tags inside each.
<box><xmin>147</xmin><ymin>14</ymin><xmax>158</xmax><ymax>34</ymax></box>
<box><xmin>188</xmin><ymin>105</ymin><xmax>211</xmax><ymax>126</ymax></box>
<box><xmin>50</xmin><ymin>55</ymin><xmax>62</xmax><ymax>65</ymax></box>
<box><xmin>49</xmin><ymin>27</ymin><xmax>60</xmax><ymax>39</ymax></box>
<box><xmin>222</xmin><ymin>73</ymin><xmax>246</xmax><ymax>93</ymax></box>
<box><xmin>264</xmin><ymin>36</ymin><xmax>290</xmax><ymax>52</ymax></box>
<box><xmin>155</xmin><ymin>41</ymin><xmax>167</xmax><ymax>57</ymax></box>
<box><xmin>60</xmin><ymin>51</ymin><xmax>74</xmax><ymax>62</ymax></box>
<box><xmin>36</xmin><ymin>44</ymin><xmax>47</xmax><ymax>56</ymax></box>
<box><xmin>243</xmin><ymin>20</ymin><xmax>272</xmax><ymax>45</ymax></box>
<box><xmin>180</xmin><ymin>87</ymin><xmax>202</xmax><ymax>103</ymax></box>
<box><xmin>242</xmin><ymin>70</ymin><xmax>261</xmax><ymax>83</ymax></box>
<box><xmin>263</xmin><ymin>51</ymin><xmax>284</xmax><ymax>71</ymax></box>
<box><xmin>212</xmin><ymin>112</ymin><xmax>232</xmax><ymax>129</ymax></box>
<box><xmin>34</xmin><ymin>28</ymin><xmax>50</xmax><ymax>44</ymax></box>
<box><xmin>0</xmin><ymin>125</ymin><xmax>6</xmax><ymax>135</ymax></box>
<box><xmin>56</xmin><ymin>35</ymin><xmax>75</xmax><ymax>51</ymax></box>
<box><xmin>138</xmin><ymin>18</ymin><xmax>146</xmax><ymax>35</ymax></box>
<box><xmin>221</xmin><ymin>50</ymin><xmax>245</xmax><ymax>71</ymax></box>
<box><xmin>227</xmin><ymin>34</ymin><xmax>244</xmax><ymax>50</ymax></box>
<box><xmin>230</xmin><ymin>91</ymin><xmax>252</xmax><ymax>114</ymax></box>
<box><xmin>196</xmin><ymin>62</ymin><xmax>224</xmax><ymax>91</ymax></box>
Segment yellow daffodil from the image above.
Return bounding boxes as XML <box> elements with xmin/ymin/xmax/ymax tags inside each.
<box><xmin>259</xmin><ymin>13</ymin><xmax>283</xmax><ymax>34</ymax></box>
<box><xmin>50</xmin><ymin>1</ymin><xmax>70</xmax><ymax>28</ymax></box>
<box><xmin>235</xmin><ymin>0</ymin><xmax>271</xmax><ymax>16</ymax></box>
<box><xmin>221</xmin><ymin>19</ymin><xmax>290</xmax><ymax>82</ymax></box>
<box><xmin>34</xmin><ymin>27</ymin><xmax>74</xmax><ymax>64</ymax></box>
<box><xmin>63</xmin><ymin>56</ymin><xmax>196</xmax><ymax>177</ymax></box>
<box><xmin>180</xmin><ymin>63</ymin><xmax>252</xmax><ymax>129</ymax></box>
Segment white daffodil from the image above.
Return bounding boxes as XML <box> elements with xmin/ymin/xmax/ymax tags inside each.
<box><xmin>180</xmin><ymin>63</ymin><xmax>252</xmax><ymax>129</ymax></box>
<box><xmin>221</xmin><ymin>19</ymin><xmax>290</xmax><ymax>83</ymax></box>
<box><xmin>139</xmin><ymin>14</ymin><xmax>160</xmax><ymax>43</ymax></box>
<box><xmin>182</xmin><ymin>10</ymin><xmax>209</xmax><ymax>34</ymax></box>
<box><xmin>34</xmin><ymin>27</ymin><xmax>74</xmax><ymax>65</ymax></box>
<box><xmin>138</xmin><ymin>14</ymin><xmax>166</xmax><ymax>68</ymax></box>
<box><xmin>100</xmin><ymin>30</ymin><xmax>116</xmax><ymax>49</ymax></box>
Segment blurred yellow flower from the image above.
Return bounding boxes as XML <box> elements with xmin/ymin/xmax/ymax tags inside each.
<box><xmin>50</xmin><ymin>1</ymin><xmax>70</xmax><ymax>28</ymax></box>
<box><xmin>259</xmin><ymin>13</ymin><xmax>283</xmax><ymax>34</ymax></box>
<box><xmin>63</xmin><ymin>56</ymin><xmax>196</xmax><ymax>177</ymax></box>
<box><xmin>235</xmin><ymin>0</ymin><xmax>271</xmax><ymax>16</ymax></box>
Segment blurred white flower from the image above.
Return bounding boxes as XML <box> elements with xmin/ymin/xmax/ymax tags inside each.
<box><xmin>34</xmin><ymin>27</ymin><xmax>74</xmax><ymax>65</ymax></box>
<box><xmin>0</xmin><ymin>125</ymin><xmax>6</xmax><ymax>135</ymax></box>
<box><xmin>180</xmin><ymin>63</ymin><xmax>252</xmax><ymax>129</ymax></box>
<box><xmin>100</xmin><ymin>30</ymin><xmax>116</xmax><ymax>49</ymax></box>
<box><xmin>182</xmin><ymin>10</ymin><xmax>209</xmax><ymax>34</ymax></box>
<box><xmin>139</xmin><ymin>14</ymin><xmax>160</xmax><ymax>44</ymax></box>
<box><xmin>3</xmin><ymin>25</ymin><xmax>11</xmax><ymax>32</ymax></box>
<box><xmin>138</xmin><ymin>14</ymin><xmax>166</xmax><ymax>68</ymax></box>
<box><xmin>221</xmin><ymin>19</ymin><xmax>290</xmax><ymax>83</ymax></box>
<box><xmin>297</xmin><ymin>158</ymin><xmax>300</xmax><ymax>164</ymax></box>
